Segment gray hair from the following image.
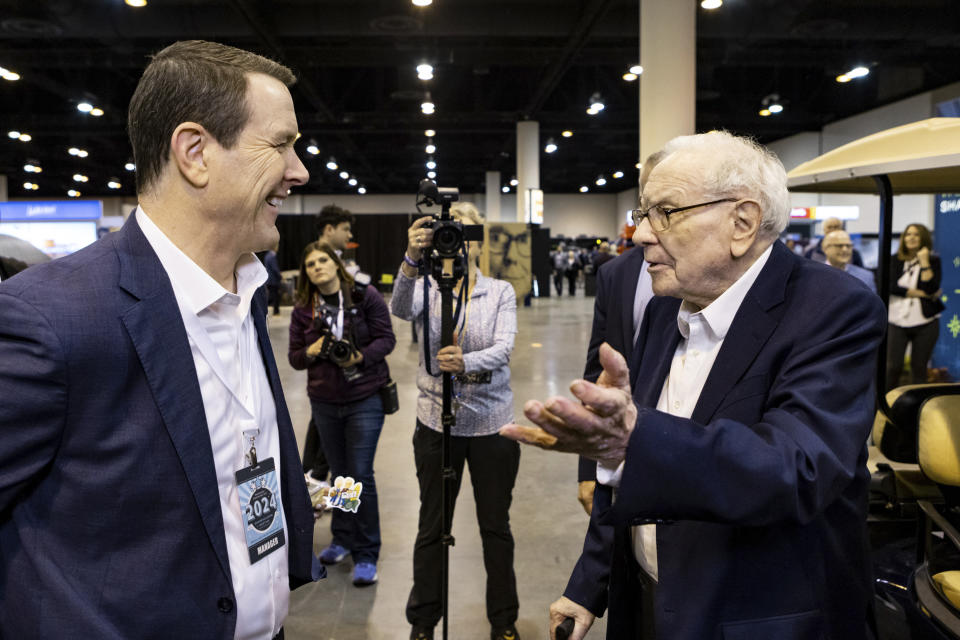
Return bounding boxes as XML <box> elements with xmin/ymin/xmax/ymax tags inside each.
<box><xmin>659</xmin><ymin>131</ymin><xmax>790</xmax><ymax>238</ymax></box>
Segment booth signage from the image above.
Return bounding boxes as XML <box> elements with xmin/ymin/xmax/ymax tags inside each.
<box><xmin>932</xmin><ymin>194</ymin><xmax>960</xmax><ymax>381</ymax></box>
<box><xmin>0</xmin><ymin>200</ymin><xmax>103</xmax><ymax>222</ymax></box>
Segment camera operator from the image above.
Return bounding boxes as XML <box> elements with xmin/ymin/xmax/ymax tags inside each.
<box><xmin>288</xmin><ymin>241</ymin><xmax>396</xmax><ymax>587</ymax></box>
<box><xmin>390</xmin><ymin>203</ymin><xmax>521</xmax><ymax>640</ymax></box>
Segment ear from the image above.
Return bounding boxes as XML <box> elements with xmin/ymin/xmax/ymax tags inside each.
<box><xmin>730</xmin><ymin>199</ymin><xmax>763</xmax><ymax>258</ymax></box>
<box><xmin>169</xmin><ymin>122</ymin><xmax>210</xmax><ymax>189</ymax></box>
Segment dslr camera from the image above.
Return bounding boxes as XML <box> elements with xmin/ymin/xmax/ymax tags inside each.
<box><xmin>417</xmin><ymin>179</ymin><xmax>483</xmax><ymax>260</ymax></box>
<box><xmin>313</xmin><ymin>317</ymin><xmax>362</xmax><ymax>382</ymax></box>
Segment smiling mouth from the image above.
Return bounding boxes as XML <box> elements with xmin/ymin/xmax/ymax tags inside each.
<box><xmin>266</xmin><ymin>195</ymin><xmax>285</xmax><ymax>208</ymax></box>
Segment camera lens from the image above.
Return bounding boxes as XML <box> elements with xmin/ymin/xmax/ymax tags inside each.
<box><xmin>433</xmin><ymin>224</ymin><xmax>462</xmax><ymax>256</ymax></box>
<box><xmin>331</xmin><ymin>341</ymin><xmax>351</xmax><ymax>361</ymax></box>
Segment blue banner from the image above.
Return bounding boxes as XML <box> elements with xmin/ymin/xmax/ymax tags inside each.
<box><xmin>932</xmin><ymin>194</ymin><xmax>960</xmax><ymax>380</ymax></box>
<box><xmin>0</xmin><ymin>200</ymin><xmax>102</xmax><ymax>222</ymax></box>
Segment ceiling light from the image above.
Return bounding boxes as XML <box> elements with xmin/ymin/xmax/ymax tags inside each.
<box><xmin>421</xmin><ymin>101</ymin><xmax>435</xmax><ymax>115</ymax></box>
<box><xmin>579</xmin><ymin>186</ymin><xmax>589</xmax><ymax>193</ymax></box>
<box><xmin>412</xmin><ymin>0</ymin><xmax>432</xmax><ymax>5</ymax></box>
<box><xmin>425</xmin><ymin>129</ymin><xmax>435</xmax><ymax>137</ymax></box>
<box><xmin>0</xmin><ymin>67</ymin><xmax>20</xmax><ymax>81</ymax></box>
<box><xmin>417</xmin><ymin>63</ymin><xmax>434</xmax><ymax>81</ymax></box>
<box><xmin>125</xmin><ymin>0</ymin><xmax>147</xmax><ymax>5</ymax></box>
<box><xmin>836</xmin><ymin>74</ymin><xmax>851</xmax><ymax>83</ymax></box>
<box><xmin>326</xmin><ymin>157</ymin><xmax>338</xmax><ymax>170</ymax></box>
<box><xmin>847</xmin><ymin>66</ymin><xmax>870</xmax><ymax>79</ymax></box>
<box><xmin>425</xmin><ymin>143</ymin><xmax>436</xmax><ymax>154</ymax></box>
<box><xmin>613</xmin><ymin>171</ymin><xmax>624</xmax><ymax>179</ymax></box>
<box><xmin>357</xmin><ymin>186</ymin><xmax>367</xmax><ymax>194</ymax></box>
<box><xmin>629</xmin><ymin>65</ymin><xmax>643</xmax><ymax>75</ymax></box>
<box><xmin>90</xmin><ymin>108</ymin><xmax>104</xmax><ymax>117</ymax></box>
<box><xmin>23</xmin><ymin>182</ymin><xmax>38</xmax><ymax>190</ymax></box>
<box><xmin>125</xmin><ymin>162</ymin><xmax>136</xmax><ymax>171</ymax></box>
<box><xmin>587</xmin><ymin>92</ymin><xmax>605</xmax><ymax>115</ymax></box>
<box><xmin>622</xmin><ymin>72</ymin><xmax>638</xmax><ymax>82</ymax></box>
<box><xmin>427</xmin><ymin>171</ymin><xmax>436</xmax><ymax>179</ymax></box>
<box><xmin>77</xmin><ymin>102</ymin><xmax>93</xmax><ymax>113</ymax></box>
<box><xmin>17</xmin><ymin>133</ymin><xmax>31</xmax><ymax>142</ymax></box>
<box><xmin>768</xmin><ymin>103</ymin><xmax>783</xmax><ymax>114</ymax></box>
<box><xmin>760</xmin><ymin>93</ymin><xmax>783</xmax><ymax>115</ymax></box>
<box><xmin>348</xmin><ymin>177</ymin><xmax>358</xmax><ymax>186</ymax></box>
<box><xmin>426</xmin><ymin>159</ymin><xmax>436</xmax><ymax>170</ymax></box>
<box><xmin>68</xmin><ymin>189</ymin><xmax>81</xmax><ymax>197</ymax></box>
<box><xmin>510</xmin><ymin>177</ymin><xmax>518</xmax><ymax>186</ymax></box>
<box><xmin>544</xmin><ymin>138</ymin><xmax>557</xmax><ymax>153</ymax></box>
<box><xmin>7</xmin><ymin>130</ymin><xmax>20</xmax><ymax>139</ymax></box>
<box><xmin>595</xmin><ymin>175</ymin><xmax>607</xmax><ymax>186</ymax></box>
<box><xmin>73</xmin><ymin>174</ymin><xmax>89</xmax><ymax>183</ymax></box>
<box><xmin>108</xmin><ymin>179</ymin><xmax>122</xmax><ymax>189</ymax></box>
<box><xmin>701</xmin><ymin>0</ymin><xmax>722</xmax><ymax>8</ymax></box>
<box><xmin>23</xmin><ymin>163</ymin><xmax>41</xmax><ymax>173</ymax></box>
<box><xmin>561</xmin><ymin>130</ymin><xmax>573</xmax><ymax>138</ymax></box>
<box><xmin>635</xmin><ymin>162</ymin><xmax>641</xmax><ymax>169</ymax></box>
<box><xmin>339</xmin><ymin>170</ymin><xmax>349</xmax><ymax>179</ymax></box>
<box><xmin>759</xmin><ymin>108</ymin><xmax>771</xmax><ymax>117</ymax></box>
<box><xmin>501</xmin><ymin>185</ymin><xmax>510</xmax><ymax>193</ymax></box>
<box><xmin>306</xmin><ymin>144</ymin><xmax>319</xmax><ymax>155</ymax></box>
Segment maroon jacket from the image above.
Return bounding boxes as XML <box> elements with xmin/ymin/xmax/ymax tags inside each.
<box><xmin>288</xmin><ymin>284</ymin><xmax>396</xmax><ymax>404</ymax></box>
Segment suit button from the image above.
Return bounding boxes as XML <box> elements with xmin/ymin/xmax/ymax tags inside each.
<box><xmin>217</xmin><ymin>597</ymin><xmax>234</xmax><ymax>613</ymax></box>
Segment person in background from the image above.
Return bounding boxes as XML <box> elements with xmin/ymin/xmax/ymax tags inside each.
<box><xmin>552</xmin><ymin>242</ymin><xmax>567</xmax><ymax>296</ymax></box>
<box><xmin>804</xmin><ymin>216</ymin><xmax>865</xmax><ymax>267</ymax></box>
<box><xmin>502</xmin><ymin>130</ymin><xmax>884</xmax><ymax>640</ymax></box>
<box><xmin>288</xmin><ymin>241</ymin><xmax>395</xmax><ymax>586</ymax></box>
<box><xmin>391</xmin><ymin>203</ymin><xmax>521</xmax><ymax>640</ymax></box>
<box><xmin>822</xmin><ymin>230</ymin><xmax>877</xmax><ymax>293</ymax></box>
<box><xmin>0</xmin><ymin>39</ymin><xmax>319</xmax><ymax>638</ymax></box>
<box><xmin>886</xmin><ymin>223</ymin><xmax>943</xmax><ymax>390</ymax></box>
<box><xmin>264</xmin><ymin>239</ymin><xmax>283</xmax><ymax>316</ymax></box>
<box><xmin>591</xmin><ymin>242</ymin><xmax>615</xmax><ymax>271</ymax></box>
<box><xmin>565</xmin><ymin>249</ymin><xmax>582</xmax><ymax>296</ymax></box>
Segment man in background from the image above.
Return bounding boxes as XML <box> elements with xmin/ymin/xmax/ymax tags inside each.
<box><xmin>822</xmin><ymin>229</ymin><xmax>877</xmax><ymax>293</ymax></box>
<box><xmin>805</xmin><ymin>216</ymin><xmax>865</xmax><ymax>267</ymax></box>
<box><xmin>0</xmin><ymin>40</ymin><xmax>320</xmax><ymax>638</ymax></box>
<box><xmin>264</xmin><ymin>239</ymin><xmax>283</xmax><ymax>315</ymax></box>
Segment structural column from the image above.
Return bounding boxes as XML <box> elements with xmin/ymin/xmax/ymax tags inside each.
<box><xmin>485</xmin><ymin>170</ymin><xmax>502</xmax><ymax>222</ymax></box>
<box><xmin>639</xmin><ymin>0</ymin><xmax>696</xmax><ymax>170</ymax></box>
<box><xmin>515</xmin><ymin>120</ymin><xmax>540</xmax><ymax>222</ymax></box>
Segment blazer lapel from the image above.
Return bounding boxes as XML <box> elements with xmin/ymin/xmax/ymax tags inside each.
<box><xmin>631</xmin><ymin>297</ymin><xmax>682</xmax><ymax>407</ymax></box>
<box><xmin>691</xmin><ymin>242</ymin><xmax>794</xmax><ymax>424</ymax></box>
<box><xmin>116</xmin><ymin>216</ymin><xmax>232</xmax><ymax>582</ymax></box>
<box><xmin>619</xmin><ymin>252</ymin><xmax>641</xmax><ymax>351</ymax></box>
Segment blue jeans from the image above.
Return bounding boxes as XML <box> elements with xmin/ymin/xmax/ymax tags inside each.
<box><xmin>310</xmin><ymin>394</ymin><xmax>385</xmax><ymax>563</ymax></box>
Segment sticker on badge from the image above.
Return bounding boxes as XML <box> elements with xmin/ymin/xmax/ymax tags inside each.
<box><xmin>324</xmin><ymin>476</ymin><xmax>363</xmax><ymax>513</ymax></box>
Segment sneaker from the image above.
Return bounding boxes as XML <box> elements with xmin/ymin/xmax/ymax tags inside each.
<box><xmin>318</xmin><ymin>543</ymin><xmax>349</xmax><ymax>565</ymax></box>
<box><xmin>491</xmin><ymin>626</ymin><xmax>520</xmax><ymax>640</ymax></box>
<box><xmin>352</xmin><ymin>561</ymin><xmax>378</xmax><ymax>586</ymax></box>
<box><xmin>409</xmin><ymin>626</ymin><xmax>433</xmax><ymax>640</ymax></box>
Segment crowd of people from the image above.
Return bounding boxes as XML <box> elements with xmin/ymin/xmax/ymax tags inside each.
<box><xmin>0</xmin><ymin>38</ymin><xmax>950</xmax><ymax>640</ymax></box>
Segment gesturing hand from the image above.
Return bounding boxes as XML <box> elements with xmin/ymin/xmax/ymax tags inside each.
<box><xmin>500</xmin><ymin>343</ymin><xmax>636</xmax><ymax>468</ymax></box>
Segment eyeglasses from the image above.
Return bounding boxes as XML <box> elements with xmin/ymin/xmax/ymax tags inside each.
<box><xmin>631</xmin><ymin>198</ymin><xmax>738</xmax><ymax>232</ymax></box>
<box><xmin>825</xmin><ymin>243</ymin><xmax>853</xmax><ymax>250</ymax></box>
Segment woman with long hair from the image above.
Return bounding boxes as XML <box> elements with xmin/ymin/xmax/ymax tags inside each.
<box><xmin>886</xmin><ymin>223</ymin><xmax>943</xmax><ymax>389</ymax></box>
<box><xmin>288</xmin><ymin>241</ymin><xmax>396</xmax><ymax>586</ymax></box>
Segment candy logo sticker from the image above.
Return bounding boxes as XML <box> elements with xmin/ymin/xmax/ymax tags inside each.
<box><xmin>324</xmin><ymin>476</ymin><xmax>363</xmax><ymax>513</ymax></box>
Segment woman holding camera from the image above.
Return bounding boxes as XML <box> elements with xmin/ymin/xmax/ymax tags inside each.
<box><xmin>288</xmin><ymin>241</ymin><xmax>396</xmax><ymax>586</ymax></box>
<box><xmin>886</xmin><ymin>223</ymin><xmax>943</xmax><ymax>390</ymax></box>
<box><xmin>390</xmin><ymin>204</ymin><xmax>521</xmax><ymax>640</ymax></box>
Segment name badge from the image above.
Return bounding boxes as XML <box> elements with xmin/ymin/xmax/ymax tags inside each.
<box><xmin>235</xmin><ymin>457</ymin><xmax>286</xmax><ymax>564</ymax></box>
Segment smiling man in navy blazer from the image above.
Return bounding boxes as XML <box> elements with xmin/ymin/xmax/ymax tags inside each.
<box><xmin>0</xmin><ymin>41</ymin><xmax>321</xmax><ymax>639</ymax></box>
<box><xmin>503</xmin><ymin>131</ymin><xmax>885</xmax><ymax>640</ymax></box>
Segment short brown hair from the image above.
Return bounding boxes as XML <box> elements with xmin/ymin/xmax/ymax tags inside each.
<box><xmin>897</xmin><ymin>223</ymin><xmax>933</xmax><ymax>261</ymax></box>
<box><xmin>294</xmin><ymin>241</ymin><xmax>355</xmax><ymax>307</ymax></box>
<box><xmin>128</xmin><ymin>40</ymin><xmax>296</xmax><ymax>194</ymax></box>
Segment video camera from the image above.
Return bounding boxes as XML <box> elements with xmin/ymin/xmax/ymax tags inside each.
<box><xmin>416</xmin><ymin>179</ymin><xmax>483</xmax><ymax>284</ymax></box>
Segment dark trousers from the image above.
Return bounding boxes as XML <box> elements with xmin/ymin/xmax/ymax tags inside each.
<box><xmin>553</xmin><ymin>271</ymin><xmax>564</xmax><ymax>296</ymax></box>
<box><xmin>311</xmin><ymin>395</ymin><xmax>385</xmax><ymax>563</ymax></box>
<box><xmin>266</xmin><ymin>284</ymin><xmax>281</xmax><ymax>314</ymax></box>
<box><xmin>565</xmin><ymin>272</ymin><xmax>578</xmax><ymax>295</ymax></box>
<box><xmin>301</xmin><ymin>417</ymin><xmax>330</xmax><ymax>481</ymax></box>
<box><xmin>886</xmin><ymin>320</ymin><xmax>939</xmax><ymax>390</ymax></box>
<box><xmin>406</xmin><ymin>422</ymin><xmax>520</xmax><ymax>628</ymax></box>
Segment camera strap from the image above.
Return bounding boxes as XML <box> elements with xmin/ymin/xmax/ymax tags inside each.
<box><xmin>313</xmin><ymin>289</ymin><xmax>344</xmax><ymax>340</ymax></box>
<box><xmin>421</xmin><ymin>275</ymin><xmax>467</xmax><ymax>377</ymax></box>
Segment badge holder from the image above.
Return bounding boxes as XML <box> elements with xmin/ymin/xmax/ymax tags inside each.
<box><xmin>235</xmin><ymin>440</ymin><xmax>286</xmax><ymax>564</ymax></box>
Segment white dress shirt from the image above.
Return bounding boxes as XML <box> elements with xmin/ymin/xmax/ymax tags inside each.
<box><xmin>137</xmin><ymin>207</ymin><xmax>289</xmax><ymax>640</ymax></box>
<box><xmin>598</xmin><ymin>244</ymin><xmax>773</xmax><ymax>582</ymax></box>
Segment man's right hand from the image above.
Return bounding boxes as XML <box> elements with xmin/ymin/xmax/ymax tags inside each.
<box><xmin>577</xmin><ymin>481</ymin><xmax>595</xmax><ymax>515</ymax></box>
<box><xmin>550</xmin><ymin>596</ymin><xmax>594</xmax><ymax>640</ymax></box>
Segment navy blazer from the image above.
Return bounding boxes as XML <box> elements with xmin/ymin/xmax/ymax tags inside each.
<box><xmin>579</xmin><ymin>246</ymin><xmax>647</xmax><ymax>483</ymax></box>
<box><xmin>0</xmin><ymin>216</ymin><xmax>320</xmax><ymax>639</ymax></box>
<box><xmin>565</xmin><ymin>241</ymin><xmax>885</xmax><ymax>640</ymax></box>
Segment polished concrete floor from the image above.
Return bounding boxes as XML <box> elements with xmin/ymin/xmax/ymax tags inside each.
<box><xmin>268</xmin><ymin>290</ymin><xmax>608</xmax><ymax>640</ymax></box>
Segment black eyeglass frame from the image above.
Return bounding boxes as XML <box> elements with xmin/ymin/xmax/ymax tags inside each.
<box><xmin>631</xmin><ymin>197</ymin><xmax>739</xmax><ymax>231</ymax></box>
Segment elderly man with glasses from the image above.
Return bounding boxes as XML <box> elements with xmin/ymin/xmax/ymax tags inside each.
<box><xmin>502</xmin><ymin>130</ymin><xmax>885</xmax><ymax>640</ymax></box>
<box><xmin>822</xmin><ymin>229</ymin><xmax>877</xmax><ymax>293</ymax></box>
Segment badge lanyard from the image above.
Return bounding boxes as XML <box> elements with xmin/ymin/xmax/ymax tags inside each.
<box><xmin>313</xmin><ymin>289</ymin><xmax>344</xmax><ymax>340</ymax></box>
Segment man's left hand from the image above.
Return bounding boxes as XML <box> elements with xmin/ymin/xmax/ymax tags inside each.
<box><xmin>500</xmin><ymin>343</ymin><xmax>636</xmax><ymax>468</ymax></box>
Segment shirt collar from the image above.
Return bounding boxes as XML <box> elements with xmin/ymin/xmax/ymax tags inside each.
<box><xmin>677</xmin><ymin>243</ymin><xmax>774</xmax><ymax>341</ymax></box>
<box><xmin>136</xmin><ymin>206</ymin><xmax>267</xmax><ymax>315</ymax></box>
